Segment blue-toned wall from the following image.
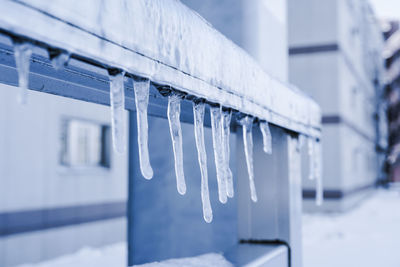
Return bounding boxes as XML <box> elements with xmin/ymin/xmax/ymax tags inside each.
<box><xmin>129</xmin><ymin>115</ymin><xmax>238</xmax><ymax>264</ymax></box>
<box><xmin>0</xmin><ymin>84</ymin><xmax>128</xmax><ymax>266</ymax></box>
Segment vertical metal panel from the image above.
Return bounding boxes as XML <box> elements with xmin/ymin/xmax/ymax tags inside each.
<box><xmin>237</xmin><ymin>125</ymin><xmax>302</xmax><ymax>267</ymax></box>
<box><xmin>128</xmin><ymin>113</ymin><xmax>237</xmax><ymax>265</ymax></box>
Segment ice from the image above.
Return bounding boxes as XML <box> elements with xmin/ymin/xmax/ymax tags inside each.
<box><xmin>297</xmin><ymin>134</ymin><xmax>305</xmax><ymax>150</ymax></box>
<box><xmin>307</xmin><ymin>137</ymin><xmax>323</xmax><ymax>205</ymax></box>
<box><xmin>193</xmin><ymin>101</ymin><xmax>213</xmax><ymax>223</ymax></box>
<box><xmin>239</xmin><ymin>116</ymin><xmax>258</xmax><ymax>203</ymax></box>
<box><xmin>314</xmin><ymin>140</ymin><xmax>324</xmax><ymax>206</ymax></box>
<box><xmin>134</xmin><ymin>79</ymin><xmax>154</xmax><ymax>180</ymax></box>
<box><xmin>308</xmin><ymin>137</ymin><xmax>315</xmax><ymax>180</ymax></box>
<box><xmin>109</xmin><ymin>72</ymin><xmax>126</xmax><ymax>154</ymax></box>
<box><xmin>167</xmin><ymin>94</ymin><xmax>186</xmax><ymax>195</ymax></box>
<box><xmin>221</xmin><ymin>108</ymin><xmax>234</xmax><ymax>198</ymax></box>
<box><xmin>51</xmin><ymin>52</ymin><xmax>70</xmax><ymax>70</ymax></box>
<box><xmin>6</xmin><ymin>0</ymin><xmax>321</xmax><ymax>136</ymax></box>
<box><xmin>260</xmin><ymin>121</ymin><xmax>272</xmax><ymax>154</ymax></box>
<box><xmin>13</xmin><ymin>42</ymin><xmax>32</xmax><ymax>104</ymax></box>
<box><xmin>210</xmin><ymin>106</ymin><xmax>227</xmax><ymax>204</ymax></box>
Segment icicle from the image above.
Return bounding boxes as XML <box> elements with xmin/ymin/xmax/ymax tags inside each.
<box><xmin>168</xmin><ymin>94</ymin><xmax>186</xmax><ymax>195</ymax></box>
<box><xmin>134</xmin><ymin>79</ymin><xmax>153</xmax><ymax>180</ymax></box>
<box><xmin>308</xmin><ymin>137</ymin><xmax>315</xmax><ymax>180</ymax></box>
<box><xmin>239</xmin><ymin>116</ymin><xmax>258</xmax><ymax>202</ymax></box>
<box><xmin>51</xmin><ymin>52</ymin><xmax>70</xmax><ymax>70</ymax></box>
<box><xmin>260</xmin><ymin>121</ymin><xmax>272</xmax><ymax>154</ymax></box>
<box><xmin>297</xmin><ymin>134</ymin><xmax>305</xmax><ymax>151</ymax></box>
<box><xmin>210</xmin><ymin>106</ymin><xmax>227</xmax><ymax>204</ymax></box>
<box><xmin>314</xmin><ymin>140</ymin><xmax>324</xmax><ymax>206</ymax></box>
<box><xmin>221</xmin><ymin>108</ymin><xmax>234</xmax><ymax>198</ymax></box>
<box><xmin>109</xmin><ymin>71</ymin><xmax>126</xmax><ymax>154</ymax></box>
<box><xmin>14</xmin><ymin>42</ymin><xmax>32</xmax><ymax>104</ymax></box>
<box><xmin>193</xmin><ymin>101</ymin><xmax>213</xmax><ymax>223</ymax></box>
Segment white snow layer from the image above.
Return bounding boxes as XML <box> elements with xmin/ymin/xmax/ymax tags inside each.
<box><xmin>16</xmin><ymin>244</ymin><xmax>233</xmax><ymax>267</ymax></box>
<box><xmin>303</xmin><ymin>188</ymin><xmax>400</xmax><ymax>267</ymax></box>
<box><xmin>1</xmin><ymin>0</ymin><xmax>320</xmax><ymax>137</ymax></box>
<box><xmin>17</xmin><ymin>243</ymin><xmax>127</xmax><ymax>267</ymax></box>
<box><xmin>134</xmin><ymin>253</ymin><xmax>233</xmax><ymax>267</ymax></box>
<box><xmin>16</xmin><ymin>189</ymin><xmax>400</xmax><ymax>267</ymax></box>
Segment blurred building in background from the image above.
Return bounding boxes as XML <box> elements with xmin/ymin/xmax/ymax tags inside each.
<box><xmin>382</xmin><ymin>20</ymin><xmax>400</xmax><ymax>182</ymax></box>
<box><xmin>288</xmin><ymin>0</ymin><xmax>387</xmax><ymax>211</ymax></box>
<box><xmin>0</xmin><ymin>85</ymin><xmax>128</xmax><ymax>266</ymax></box>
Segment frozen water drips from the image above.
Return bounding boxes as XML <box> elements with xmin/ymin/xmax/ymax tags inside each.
<box><xmin>240</xmin><ymin>116</ymin><xmax>258</xmax><ymax>202</ymax></box>
<box><xmin>308</xmin><ymin>137</ymin><xmax>315</xmax><ymax>180</ymax></box>
<box><xmin>314</xmin><ymin>140</ymin><xmax>324</xmax><ymax>206</ymax></box>
<box><xmin>297</xmin><ymin>134</ymin><xmax>305</xmax><ymax>151</ymax></box>
<box><xmin>168</xmin><ymin>94</ymin><xmax>186</xmax><ymax>195</ymax></box>
<box><xmin>14</xmin><ymin>42</ymin><xmax>33</xmax><ymax>104</ymax></box>
<box><xmin>193</xmin><ymin>101</ymin><xmax>213</xmax><ymax>223</ymax></box>
<box><xmin>260</xmin><ymin>121</ymin><xmax>272</xmax><ymax>154</ymax></box>
<box><xmin>51</xmin><ymin>52</ymin><xmax>70</xmax><ymax>70</ymax></box>
<box><xmin>134</xmin><ymin>79</ymin><xmax>153</xmax><ymax>180</ymax></box>
<box><xmin>109</xmin><ymin>72</ymin><xmax>126</xmax><ymax>153</ymax></box>
<box><xmin>210</xmin><ymin>106</ymin><xmax>227</xmax><ymax>204</ymax></box>
<box><xmin>221</xmin><ymin>108</ymin><xmax>234</xmax><ymax>198</ymax></box>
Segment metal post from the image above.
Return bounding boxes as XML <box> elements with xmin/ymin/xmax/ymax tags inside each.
<box><xmin>237</xmin><ymin>125</ymin><xmax>303</xmax><ymax>267</ymax></box>
<box><xmin>127</xmin><ymin>111</ymin><xmax>139</xmax><ymax>266</ymax></box>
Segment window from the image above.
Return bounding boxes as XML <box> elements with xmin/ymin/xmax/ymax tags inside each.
<box><xmin>60</xmin><ymin>118</ymin><xmax>111</xmax><ymax>169</ymax></box>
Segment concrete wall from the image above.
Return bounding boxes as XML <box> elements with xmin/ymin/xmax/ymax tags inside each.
<box><xmin>288</xmin><ymin>0</ymin><xmax>338</xmax><ymax>46</ymax></box>
<box><xmin>0</xmin><ymin>84</ymin><xmax>128</xmax><ymax>266</ymax></box>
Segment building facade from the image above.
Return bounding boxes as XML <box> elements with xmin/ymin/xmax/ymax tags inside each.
<box><xmin>382</xmin><ymin>20</ymin><xmax>400</xmax><ymax>181</ymax></box>
<box><xmin>288</xmin><ymin>0</ymin><xmax>386</xmax><ymax>211</ymax></box>
<box><xmin>0</xmin><ymin>85</ymin><xmax>128</xmax><ymax>266</ymax></box>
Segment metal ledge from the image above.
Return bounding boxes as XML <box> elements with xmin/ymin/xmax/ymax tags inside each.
<box><xmin>0</xmin><ymin>36</ymin><xmax>211</xmax><ymax>127</ymax></box>
<box><xmin>224</xmin><ymin>243</ymin><xmax>288</xmax><ymax>266</ymax></box>
<box><xmin>0</xmin><ymin>0</ymin><xmax>321</xmax><ymax>138</ymax></box>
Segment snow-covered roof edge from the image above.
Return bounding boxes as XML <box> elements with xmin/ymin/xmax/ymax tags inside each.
<box><xmin>1</xmin><ymin>0</ymin><xmax>321</xmax><ymax>137</ymax></box>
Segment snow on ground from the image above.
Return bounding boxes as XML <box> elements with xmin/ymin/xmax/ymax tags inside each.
<box><xmin>303</xmin><ymin>188</ymin><xmax>400</xmax><ymax>267</ymax></box>
<box><xmin>17</xmin><ymin>188</ymin><xmax>400</xmax><ymax>267</ymax></box>
<box><xmin>17</xmin><ymin>243</ymin><xmax>127</xmax><ymax>267</ymax></box>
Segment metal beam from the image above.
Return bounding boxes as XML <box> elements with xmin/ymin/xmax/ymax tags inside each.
<box><xmin>0</xmin><ymin>38</ymin><xmax>211</xmax><ymax>127</ymax></box>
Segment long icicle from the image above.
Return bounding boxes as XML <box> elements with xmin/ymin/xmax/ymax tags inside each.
<box><xmin>109</xmin><ymin>71</ymin><xmax>126</xmax><ymax>154</ymax></box>
<box><xmin>240</xmin><ymin>116</ymin><xmax>258</xmax><ymax>202</ymax></box>
<box><xmin>14</xmin><ymin>42</ymin><xmax>33</xmax><ymax>105</ymax></box>
<box><xmin>308</xmin><ymin>137</ymin><xmax>315</xmax><ymax>180</ymax></box>
<box><xmin>193</xmin><ymin>101</ymin><xmax>213</xmax><ymax>223</ymax></box>
<box><xmin>260</xmin><ymin>121</ymin><xmax>272</xmax><ymax>154</ymax></box>
<box><xmin>221</xmin><ymin>108</ymin><xmax>234</xmax><ymax>198</ymax></box>
<box><xmin>315</xmin><ymin>140</ymin><xmax>324</xmax><ymax>206</ymax></box>
<box><xmin>210</xmin><ymin>106</ymin><xmax>227</xmax><ymax>204</ymax></box>
<box><xmin>168</xmin><ymin>94</ymin><xmax>186</xmax><ymax>195</ymax></box>
<box><xmin>134</xmin><ymin>79</ymin><xmax>154</xmax><ymax>180</ymax></box>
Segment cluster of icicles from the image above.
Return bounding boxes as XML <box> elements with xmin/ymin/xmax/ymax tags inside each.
<box><xmin>13</xmin><ymin>41</ymin><xmax>324</xmax><ymax>223</ymax></box>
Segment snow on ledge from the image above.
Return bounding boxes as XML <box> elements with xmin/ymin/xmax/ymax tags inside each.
<box><xmin>133</xmin><ymin>253</ymin><xmax>233</xmax><ymax>267</ymax></box>
<box><xmin>1</xmin><ymin>0</ymin><xmax>320</xmax><ymax>137</ymax></box>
